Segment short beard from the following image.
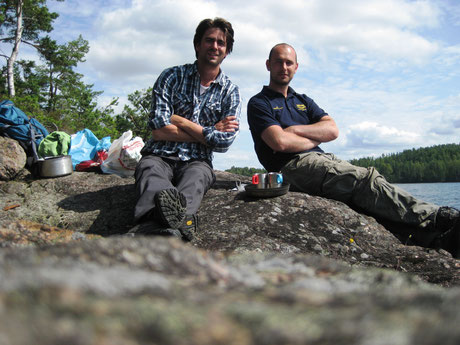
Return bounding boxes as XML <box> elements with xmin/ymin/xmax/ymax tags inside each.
<box><xmin>203</xmin><ymin>53</ymin><xmax>225</xmax><ymax>67</ymax></box>
<box><xmin>205</xmin><ymin>59</ymin><xmax>223</xmax><ymax>67</ymax></box>
<box><xmin>270</xmin><ymin>76</ymin><xmax>291</xmax><ymax>86</ymax></box>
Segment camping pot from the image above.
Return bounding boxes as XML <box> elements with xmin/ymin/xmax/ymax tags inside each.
<box><xmin>38</xmin><ymin>155</ymin><xmax>73</xmax><ymax>178</ymax></box>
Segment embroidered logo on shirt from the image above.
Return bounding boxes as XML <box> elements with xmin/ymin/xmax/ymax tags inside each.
<box><xmin>296</xmin><ymin>104</ymin><xmax>307</xmax><ymax>111</ymax></box>
<box><xmin>273</xmin><ymin>106</ymin><xmax>283</xmax><ymax>110</ymax></box>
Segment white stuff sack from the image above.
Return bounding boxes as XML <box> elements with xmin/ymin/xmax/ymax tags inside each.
<box><xmin>101</xmin><ymin>130</ymin><xmax>144</xmax><ymax>178</ymax></box>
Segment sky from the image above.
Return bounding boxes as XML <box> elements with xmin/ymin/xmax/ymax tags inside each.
<box><xmin>9</xmin><ymin>0</ymin><xmax>460</xmax><ymax>170</ymax></box>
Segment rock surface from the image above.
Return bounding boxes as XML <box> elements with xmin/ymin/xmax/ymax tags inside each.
<box><xmin>0</xmin><ymin>170</ymin><xmax>459</xmax><ymax>344</ymax></box>
<box><xmin>0</xmin><ymin>136</ymin><xmax>27</xmax><ymax>181</ymax></box>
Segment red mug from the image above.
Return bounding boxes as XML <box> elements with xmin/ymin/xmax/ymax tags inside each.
<box><xmin>252</xmin><ymin>173</ymin><xmax>267</xmax><ymax>189</ymax></box>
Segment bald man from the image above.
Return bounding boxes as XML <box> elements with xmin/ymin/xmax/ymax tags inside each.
<box><xmin>247</xmin><ymin>43</ymin><xmax>459</xmax><ymax>258</ymax></box>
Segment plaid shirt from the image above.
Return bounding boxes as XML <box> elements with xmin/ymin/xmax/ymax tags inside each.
<box><xmin>141</xmin><ymin>62</ymin><xmax>241</xmax><ymax>162</ymax></box>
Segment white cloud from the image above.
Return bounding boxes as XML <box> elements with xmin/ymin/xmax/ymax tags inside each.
<box><xmin>435</xmin><ymin>45</ymin><xmax>460</xmax><ymax>75</ymax></box>
<box><xmin>71</xmin><ymin>0</ymin><xmax>446</xmax><ymax>89</ymax></box>
<box><xmin>345</xmin><ymin>121</ymin><xmax>420</xmax><ymax>147</ymax></box>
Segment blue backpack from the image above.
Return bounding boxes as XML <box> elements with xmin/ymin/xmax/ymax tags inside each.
<box><xmin>0</xmin><ymin>100</ymin><xmax>49</xmax><ymax>167</ymax></box>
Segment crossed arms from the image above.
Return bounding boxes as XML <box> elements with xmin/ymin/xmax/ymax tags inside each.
<box><xmin>261</xmin><ymin>116</ymin><xmax>339</xmax><ymax>153</ymax></box>
<box><xmin>152</xmin><ymin>115</ymin><xmax>239</xmax><ymax>145</ymax></box>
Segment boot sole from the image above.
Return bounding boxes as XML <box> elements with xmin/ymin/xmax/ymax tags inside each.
<box><xmin>179</xmin><ymin>214</ymin><xmax>198</xmax><ymax>242</ymax></box>
<box><xmin>155</xmin><ymin>188</ymin><xmax>187</xmax><ymax>229</ymax></box>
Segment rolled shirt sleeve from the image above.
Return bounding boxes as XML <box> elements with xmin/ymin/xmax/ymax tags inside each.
<box><xmin>148</xmin><ymin>69</ymin><xmax>179</xmax><ymax>130</ymax></box>
<box><xmin>202</xmin><ymin>85</ymin><xmax>241</xmax><ymax>152</ymax></box>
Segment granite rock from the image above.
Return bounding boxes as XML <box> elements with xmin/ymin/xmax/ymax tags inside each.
<box><xmin>0</xmin><ymin>136</ymin><xmax>27</xmax><ymax>181</ymax></box>
<box><xmin>0</xmin><ymin>171</ymin><xmax>459</xmax><ymax>344</ymax></box>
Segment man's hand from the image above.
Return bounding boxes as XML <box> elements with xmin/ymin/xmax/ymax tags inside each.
<box><xmin>215</xmin><ymin>116</ymin><xmax>239</xmax><ymax>132</ymax></box>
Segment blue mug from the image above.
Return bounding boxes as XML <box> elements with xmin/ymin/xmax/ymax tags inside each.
<box><xmin>267</xmin><ymin>172</ymin><xmax>283</xmax><ymax>188</ymax></box>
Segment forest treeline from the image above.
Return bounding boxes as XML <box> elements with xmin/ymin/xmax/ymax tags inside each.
<box><xmin>225</xmin><ymin>166</ymin><xmax>266</xmax><ymax>176</ymax></box>
<box><xmin>349</xmin><ymin>143</ymin><xmax>460</xmax><ymax>183</ymax></box>
<box><xmin>226</xmin><ymin>143</ymin><xmax>460</xmax><ymax>183</ymax></box>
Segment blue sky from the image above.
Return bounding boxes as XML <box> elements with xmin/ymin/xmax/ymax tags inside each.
<box><xmin>12</xmin><ymin>0</ymin><xmax>460</xmax><ymax>170</ymax></box>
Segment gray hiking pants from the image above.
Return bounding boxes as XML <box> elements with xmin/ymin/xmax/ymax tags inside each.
<box><xmin>281</xmin><ymin>152</ymin><xmax>439</xmax><ymax>245</ymax></box>
<box><xmin>134</xmin><ymin>155</ymin><xmax>215</xmax><ymax>223</ymax></box>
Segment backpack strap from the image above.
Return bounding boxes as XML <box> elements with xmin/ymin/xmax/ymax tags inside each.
<box><xmin>29</xmin><ymin>125</ymin><xmax>40</xmax><ymax>161</ymax></box>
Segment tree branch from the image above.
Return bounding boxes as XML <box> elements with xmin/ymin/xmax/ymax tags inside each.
<box><xmin>20</xmin><ymin>39</ymin><xmax>40</xmax><ymax>49</ymax></box>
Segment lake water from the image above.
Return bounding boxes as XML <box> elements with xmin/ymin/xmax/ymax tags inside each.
<box><xmin>394</xmin><ymin>182</ymin><xmax>460</xmax><ymax>209</ymax></box>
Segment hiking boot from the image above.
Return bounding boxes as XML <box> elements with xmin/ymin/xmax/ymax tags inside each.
<box><xmin>126</xmin><ymin>220</ymin><xmax>182</xmax><ymax>238</ymax></box>
<box><xmin>179</xmin><ymin>214</ymin><xmax>199</xmax><ymax>242</ymax></box>
<box><xmin>154</xmin><ymin>188</ymin><xmax>187</xmax><ymax>229</ymax></box>
<box><xmin>434</xmin><ymin>206</ymin><xmax>460</xmax><ymax>231</ymax></box>
<box><xmin>432</xmin><ymin>206</ymin><xmax>460</xmax><ymax>258</ymax></box>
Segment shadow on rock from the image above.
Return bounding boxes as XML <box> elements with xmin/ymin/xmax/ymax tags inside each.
<box><xmin>57</xmin><ymin>184</ymin><xmax>136</xmax><ymax>236</ymax></box>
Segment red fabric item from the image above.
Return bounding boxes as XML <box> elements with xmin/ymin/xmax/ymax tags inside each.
<box><xmin>75</xmin><ymin>150</ymin><xmax>108</xmax><ymax>172</ymax></box>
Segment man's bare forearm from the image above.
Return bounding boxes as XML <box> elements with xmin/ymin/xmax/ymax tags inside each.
<box><xmin>170</xmin><ymin>115</ymin><xmax>206</xmax><ymax>145</ymax></box>
<box><xmin>152</xmin><ymin>124</ymin><xmax>199</xmax><ymax>142</ymax></box>
<box><xmin>284</xmin><ymin>116</ymin><xmax>339</xmax><ymax>143</ymax></box>
<box><xmin>276</xmin><ymin>131</ymin><xmax>320</xmax><ymax>152</ymax></box>
<box><xmin>261</xmin><ymin>125</ymin><xmax>320</xmax><ymax>153</ymax></box>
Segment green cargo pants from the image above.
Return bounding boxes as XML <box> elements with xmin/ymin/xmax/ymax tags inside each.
<box><xmin>281</xmin><ymin>152</ymin><xmax>439</xmax><ymax>246</ymax></box>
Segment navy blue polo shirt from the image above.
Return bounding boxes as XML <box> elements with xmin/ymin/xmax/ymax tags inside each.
<box><xmin>247</xmin><ymin>86</ymin><xmax>328</xmax><ymax>172</ymax></box>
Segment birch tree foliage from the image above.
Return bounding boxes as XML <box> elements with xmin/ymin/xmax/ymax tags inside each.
<box><xmin>0</xmin><ymin>0</ymin><xmax>63</xmax><ymax>97</ymax></box>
